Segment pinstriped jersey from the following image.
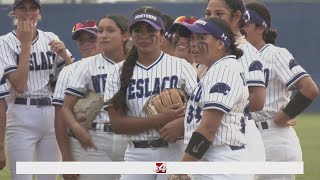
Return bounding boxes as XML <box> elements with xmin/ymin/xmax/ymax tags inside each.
<box><xmin>0</xmin><ymin>29</ymin><xmax>70</xmax><ymax>99</ymax></box>
<box><xmin>65</xmin><ymin>53</ymin><xmax>120</xmax><ymax>124</ymax></box>
<box><xmin>185</xmin><ymin>55</ymin><xmax>248</xmax><ymax>146</ymax></box>
<box><xmin>251</xmin><ymin>44</ymin><xmax>310</xmax><ymax>122</ymax></box>
<box><xmin>52</xmin><ymin>61</ymin><xmax>80</xmax><ymax>106</ymax></box>
<box><xmin>237</xmin><ymin>38</ymin><xmax>265</xmax><ymax>87</ymax></box>
<box><xmin>104</xmin><ymin>52</ymin><xmax>198</xmax><ymax>141</ymax></box>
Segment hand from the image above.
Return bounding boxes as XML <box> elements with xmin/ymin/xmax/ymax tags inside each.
<box><xmin>157</xmin><ymin>104</ymin><xmax>186</xmax><ymax>127</ymax></box>
<box><xmin>274</xmin><ymin>111</ymin><xmax>296</xmax><ymax>127</ymax></box>
<box><xmin>0</xmin><ymin>149</ymin><xmax>6</xmax><ymax>170</ymax></box>
<box><xmin>159</xmin><ymin>117</ymin><xmax>184</xmax><ymax>142</ymax></box>
<box><xmin>71</xmin><ymin>123</ymin><xmax>96</xmax><ymax>150</ymax></box>
<box><xmin>16</xmin><ymin>20</ymin><xmax>34</xmax><ymax>45</ymax></box>
<box><xmin>49</xmin><ymin>40</ymin><xmax>69</xmax><ymax>59</ymax></box>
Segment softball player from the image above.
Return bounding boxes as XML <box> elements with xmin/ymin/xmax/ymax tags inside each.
<box><xmin>205</xmin><ymin>0</ymin><xmax>267</xmax><ymax>164</ymax></box>
<box><xmin>243</xmin><ymin>2</ymin><xmax>319</xmax><ymax>179</ymax></box>
<box><xmin>104</xmin><ymin>7</ymin><xmax>197</xmax><ymax>180</ymax></box>
<box><xmin>169</xmin><ymin>16</ymin><xmax>198</xmax><ymax>64</ymax></box>
<box><xmin>61</xmin><ymin>15</ymin><xmax>130</xmax><ymax>180</ymax></box>
<box><xmin>179</xmin><ymin>17</ymin><xmax>249</xmax><ymax>180</ymax></box>
<box><xmin>71</xmin><ymin>20</ymin><xmax>100</xmax><ymax>58</ymax></box>
<box><xmin>166</xmin><ymin>16</ymin><xmax>210</xmax><ymax>78</ymax></box>
<box><xmin>0</xmin><ymin>0</ymin><xmax>72</xmax><ymax>179</ymax></box>
<box><xmin>53</xmin><ymin>20</ymin><xmax>100</xmax><ymax>180</ymax></box>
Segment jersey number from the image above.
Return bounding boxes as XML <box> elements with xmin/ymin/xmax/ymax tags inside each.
<box><xmin>187</xmin><ymin>105</ymin><xmax>202</xmax><ymax>124</ymax></box>
<box><xmin>264</xmin><ymin>68</ymin><xmax>270</xmax><ymax>88</ymax></box>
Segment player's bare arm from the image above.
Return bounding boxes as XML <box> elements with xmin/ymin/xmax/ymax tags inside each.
<box><xmin>108</xmin><ymin>104</ymin><xmax>185</xmax><ymax>134</ymax></box>
<box><xmin>159</xmin><ymin>117</ymin><xmax>184</xmax><ymax>142</ymax></box>
<box><xmin>54</xmin><ymin>106</ymin><xmax>73</xmax><ymax>160</ymax></box>
<box><xmin>275</xmin><ymin>76</ymin><xmax>319</xmax><ymax>126</ymax></box>
<box><xmin>62</xmin><ymin>94</ymin><xmax>96</xmax><ymax>150</ymax></box>
<box><xmin>295</xmin><ymin>76</ymin><xmax>319</xmax><ymax>100</ymax></box>
<box><xmin>0</xmin><ymin>99</ymin><xmax>6</xmax><ymax>170</ymax></box>
<box><xmin>49</xmin><ymin>40</ymin><xmax>73</xmax><ymax>65</ymax></box>
<box><xmin>54</xmin><ymin>105</ymin><xmax>80</xmax><ymax>180</ymax></box>
<box><xmin>6</xmin><ymin>20</ymin><xmax>34</xmax><ymax>93</ymax></box>
<box><xmin>248</xmin><ymin>86</ymin><xmax>266</xmax><ymax>112</ymax></box>
<box><xmin>183</xmin><ymin>109</ymin><xmax>224</xmax><ymax>162</ymax></box>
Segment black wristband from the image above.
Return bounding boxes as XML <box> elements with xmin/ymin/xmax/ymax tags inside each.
<box><xmin>185</xmin><ymin>132</ymin><xmax>212</xmax><ymax>160</ymax></box>
<box><xmin>282</xmin><ymin>91</ymin><xmax>312</xmax><ymax>119</ymax></box>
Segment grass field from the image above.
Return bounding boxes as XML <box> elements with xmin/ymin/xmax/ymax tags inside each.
<box><xmin>0</xmin><ymin>114</ymin><xmax>319</xmax><ymax>180</ymax></box>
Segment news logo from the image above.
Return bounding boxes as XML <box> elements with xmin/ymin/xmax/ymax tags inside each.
<box><xmin>154</xmin><ymin>163</ymin><xmax>167</xmax><ymax>173</ymax></box>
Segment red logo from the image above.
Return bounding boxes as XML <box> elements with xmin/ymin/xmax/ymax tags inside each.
<box><xmin>154</xmin><ymin>163</ymin><xmax>167</xmax><ymax>173</ymax></box>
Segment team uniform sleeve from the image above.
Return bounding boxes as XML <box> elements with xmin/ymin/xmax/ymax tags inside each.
<box><xmin>202</xmin><ymin>65</ymin><xmax>243</xmax><ymax>114</ymax></box>
<box><xmin>103</xmin><ymin>64</ymin><xmax>121</xmax><ymax>110</ymax></box>
<box><xmin>52</xmin><ymin>66</ymin><xmax>73</xmax><ymax>106</ymax></box>
<box><xmin>65</xmin><ymin>62</ymin><xmax>89</xmax><ymax>98</ymax></box>
<box><xmin>180</xmin><ymin>61</ymin><xmax>197</xmax><ymax>97</ymax></box>
<box><xmin>0</xmin><ymin>39</ymin><xmax>18</xmax><ymax>75</ymax></box>
<box><xmin>240</xmin><ymin>44</ymin><xmax>265</xmax><ymax>87</ymax></box>
<box><xmin>273</xmin><ymin>48</ymin><xmax>309</xmax><ymax>90</ymax></box>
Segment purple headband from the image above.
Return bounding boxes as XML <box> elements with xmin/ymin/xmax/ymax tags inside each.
<box><xmin>129</xmin><ymin>13</ymin><xmax>164</xmax><ymax>31</ymax></box>
<box><xmin>244</xmin><ymin>8</ymin><xmax>268</xmax><ymax>29</ymax></box>
<box><xmin>13</xmin><ymin>0</ymin><xmax>41</xmax><ymax>9</ymax></box>
<box><xmin>181</xmin><ymin>18</ymin><xmax>231</xmax><ymax>47</ymax></box>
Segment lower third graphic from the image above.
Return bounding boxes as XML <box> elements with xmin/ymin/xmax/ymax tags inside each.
<box><xmin>154</xmin><ymin>163</ymin><xmax>167</xmax><ymax>173</ymax></box>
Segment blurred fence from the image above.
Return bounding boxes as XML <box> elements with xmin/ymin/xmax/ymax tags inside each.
<box><xmin>0</xmin><ymin>2</ymin><xmax>319</xmax><ymax>112</ymax></box>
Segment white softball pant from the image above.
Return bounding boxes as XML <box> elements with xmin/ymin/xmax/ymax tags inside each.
<box><xmin>255</xmin><ymin>119</ymin><xmax>302</xmax><ymax>180</ymax></box>
<box><xmin>192</xmin><ymin>144</ymin><xmax>252</xmax><ymax>180</ymax></box>
<box><xmin>245</xmin><ymin>120</ymin><xmax>266</xmax><ymax>162</ymax></box>
<box><xmin>69</xmin><ymin>129</ymin><xmax>127</xmax><ymax>180</ymax></box>
<box><xmin>6</xmin><ymin>103</ymin><xmax>61</xmax><ymax>180</ymax></box>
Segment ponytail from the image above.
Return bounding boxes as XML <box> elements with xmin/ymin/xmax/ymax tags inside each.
<box><xmin>230</xmin><ymin>43</ymin><xmax>243</xmax><ymax>59</ymax></box>
<box><xmin>263</xmin><ymin>28</ymin><xmax>277</xmax><ymax>45</ymax></box>
<box><xmin>109</xmin><ymin>46</ymin><xmax>138</xmax><ymax>111</ymax></box>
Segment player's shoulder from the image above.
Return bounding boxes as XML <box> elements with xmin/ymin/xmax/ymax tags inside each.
<box><xmin>274</xmin><ymin>46</ymin><xmax>292</xmax><ymax>57</ymax></box>
<box><xmin>258</xmin><ymin>44</ymin><xmax>276</xmax><ymax>59</ymax></box>
<box><xmin>239</xmin><ymin>40</ymin><xmax>259</xmax><ymax>53</ymax></box>
<box><xmin>263</xmin><ymin>45</ymin><xmax>294</xmax><ymax>62</ymax></box>
<box><xmin>238</xmin><ymin>40</ymin><xmax>261</xmax><ymax>61</ymax></box>
<box><xmin>0</xmin><ymin>31</ymin><xmax>16</xmax><ymax>43</ymax></box>
<box><xmin>75</xmin><ymin>54</ymin><xmax>100</xmax><ymax>67</ymax></box>
<box><xmin>208</xmin><ymin>55</ymin><xmax>240</xmax><ymax>75</ymax></box>
<box><xmin>62</xmin><ymin>61</ymin><xmax>80</xmax><ymax>72</ymax></box>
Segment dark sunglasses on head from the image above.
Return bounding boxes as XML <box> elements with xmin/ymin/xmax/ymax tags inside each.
<box><xmin>72</xmin><ymin>20</ymin><xmax>97</xmax><ymax>32</ymax></box>
<box><xmin>174</xmin><ymin>16</ymin><xmax>198</xmax><ymax>24</ymax></box>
